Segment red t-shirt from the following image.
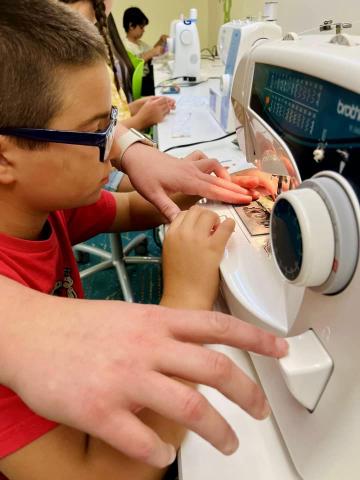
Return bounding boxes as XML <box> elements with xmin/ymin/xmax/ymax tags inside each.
<box><xmin>0</xmin><ymin>190</ymin><xmax>116</xmax><ymax>463</ymax></box>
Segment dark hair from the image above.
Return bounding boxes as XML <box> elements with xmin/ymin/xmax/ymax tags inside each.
<box><xmin>60</xmin><ymin>0</ymin><xmax>133</xmax><ymax>97</ymax></box>
<box><xmin>123</xmin><ymin>7</ymin><xmax>149</xmax><ymax>33</ymax></box>
<box><xmin>108</xmin><ymin>13</ymin><xmax>134</xmax><ymax>101</ymax></box>
<box><xmin>91</xmin><ymin>0</ymin><xmax>121</xmax><ymax>91</ymax></box>
<box><xmin>0</xmin><ymin>0</ymin><xmax>107</xmax><ymax>149</ymax></box>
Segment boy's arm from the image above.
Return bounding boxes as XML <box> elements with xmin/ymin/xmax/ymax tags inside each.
<box><xmin>0</xmin><ymin>208</ymin><xmax>235</xmax><ymax>480</ymax></box>
<box><xmin>0</xmin><ymin>415</ymin><xmax>183</xmax><ymax>480</ymax></box>
<box><xmin>108</xmin><ymin>191</ymin><xmax>199</xmax><ymax>232</ymax></box>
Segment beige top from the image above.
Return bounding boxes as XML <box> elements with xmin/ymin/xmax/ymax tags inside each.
<box><xmin>123</xmin><ymin>37</ymin><xmax>150</xmax><ymax>75</ymax></box>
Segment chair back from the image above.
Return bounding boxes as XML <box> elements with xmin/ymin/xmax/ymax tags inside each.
<box><xmin>127</xmin><ymin>50</ymin><xmax>144</xmax><ymax>100</ymax></box>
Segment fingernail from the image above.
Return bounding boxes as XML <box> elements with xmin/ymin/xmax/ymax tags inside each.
<box><xmin>223</xmin><ymin>433</ymin><xmax>239</xmax><ymax>455</ymax></box>
<box><xmin>260</xmin><ymin>400</ymin><xmax>271</xmax><ymax>419</ymax></box>
<box><xmin>276</xmin><ymin>338</ymin><xmax>289</xmax><ymax>356</ymax></box>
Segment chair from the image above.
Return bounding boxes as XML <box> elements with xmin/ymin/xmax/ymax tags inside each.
<box><xmin>74</xmin><ymin>232</ymin><xmax>161</xmax><ymax>303</ymax></box>
<box><xmin>127</xmin><ymin>50</ymin><xmax>144</xmax><ymax>100</ymax></box>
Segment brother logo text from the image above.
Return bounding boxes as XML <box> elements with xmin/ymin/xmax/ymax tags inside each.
<box><xmin>337</xmin><ymin>99</ymin><xmax>360</xmax><ymax>121</ymax></box>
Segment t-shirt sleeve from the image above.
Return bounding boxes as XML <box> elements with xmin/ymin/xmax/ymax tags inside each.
<box><xmin>65</xmin><ymin>190</ymin><xmax>117</xmax><ymax>245</ymax></box>
<box><xmin>0</xmin><ymin>386</ymin><xmax>57</xmax><ymax>459</ymax></box>
<box><xmin>123</xmin><ymin>38</ymin><xmax>141</xmax><ymax>56</ymax></box>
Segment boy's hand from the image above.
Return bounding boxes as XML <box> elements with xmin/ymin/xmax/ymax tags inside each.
<box><xmin>135</xmin><ymin>96</ymin><xmax>172</xmax><ymax>129</ymax></box>
<box><xmin>162</xmin><ymin>206</ymin><xmax>235</xmax><ymax>310</ymax></box>
<box><xmin>151</xmin><ymin>45</ymin><xmax>164</xmax><ymax>57</ymax></box>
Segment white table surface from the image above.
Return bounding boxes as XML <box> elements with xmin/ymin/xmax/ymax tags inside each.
<box><xmin>153</xmin><ymin>61</ymin><xmax>300</xmax><ymax>480</ymax></box>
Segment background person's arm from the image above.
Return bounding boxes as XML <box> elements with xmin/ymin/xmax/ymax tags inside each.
<box><xmin>0</xmin><ymin>208</ymin><xmax>234</xmax><ymax>480</ymax></box>
<box><xmin>111</xmin><ymin>131</ymin><xmax>256</xmax><ymax>222</ymax></box>
<box><xmin>0</xmin><ymin>274</ymin><xmax>288</xmax><ymax>469</ymax></box>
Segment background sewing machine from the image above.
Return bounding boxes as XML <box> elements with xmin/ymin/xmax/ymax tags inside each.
<box><xmin>166</xmin><ymin>8</ymin><xmax>201</xmax><ymax>81</ymax></box>
<box><xmin>181</xmin><ymin>27</ymin><xmax>360</xmax><ymax>479</ymax></box>
<box><xmin>209</xmin><ymin>15</ymin><xmax>282</xmax><ymax>133</ymax></box>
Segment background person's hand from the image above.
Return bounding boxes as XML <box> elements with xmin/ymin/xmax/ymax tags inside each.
<box><xmin>0</xmin><ymin>277</ymin><xmax>288</xmax><ymax>469</ymax></box>
<box><xmin>231</xmin><ymin>168</ymin><xmax>278</xmax><ymax>199</ymax></box>
<box><xmin>119</xmin><ymin>146</ymin><xmax>256</xmax><ymax>221</ymax></box>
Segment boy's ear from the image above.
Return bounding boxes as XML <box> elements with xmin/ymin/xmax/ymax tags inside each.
<box><xmin>0</xmin><ymin>136</ymin><xmax>17</xmax><ymax>185</ymax></box>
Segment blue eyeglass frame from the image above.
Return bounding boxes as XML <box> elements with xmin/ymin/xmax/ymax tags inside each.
<box><xmin>0</xmin><ymin>106</ymin><xmax>118</xmax><ymax>162</ymax></box>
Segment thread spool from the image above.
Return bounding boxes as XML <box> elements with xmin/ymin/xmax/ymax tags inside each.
<box><xmin>263</xmin><ymin>1</ymin><xmax>279</xmax><ymax>22</ymax></box>
<box><xmin>189</xmin><ymin>8</ymin><xmax>198</xmax><ymax>21</ymax></box>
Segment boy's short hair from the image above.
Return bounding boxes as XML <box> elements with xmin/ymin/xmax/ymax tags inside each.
<box><xmin>0</xmin><ymin>0</ymin><xmax>107</xmax><ymax>148</ymax></box>
<box><xmin>123</xmin><ymin>7</ymin><xmax>149</xmax><ymax>33</ymax></box>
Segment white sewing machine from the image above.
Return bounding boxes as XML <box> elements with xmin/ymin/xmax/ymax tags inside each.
<box><xmin>203</xmin><ymin>30</ymin><xmax>360</xmax><ymax>479</ymax></box>
<box><xmin>166</xmin><ymin>8</ymin><xmax>201</xmax><ymax>80</ymax></box>
<box><xmin>209</xmin><ymin>19</ymin><xmax>282</xmax><ymax>132</ymax></box>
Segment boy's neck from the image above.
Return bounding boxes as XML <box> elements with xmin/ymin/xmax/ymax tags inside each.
<box><xmin>127</xmin><ymin>33</ymin><xmax>138</xmax><ymax>44</ymax></box>
<box><xmin>0</xmin><ymin>198</ymin><xmax>48</xmax><ymax>241</ymax></box>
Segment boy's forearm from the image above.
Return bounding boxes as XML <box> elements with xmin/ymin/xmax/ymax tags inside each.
<box><xmin>141</xmin><ymin>50</ymin><xmax>154</xmax><ymax>62</ymax></box>
<box><xmin>161</xmin><ymin>291</ymin><xmax>214</xmax><ymax>311</ymax></box>
<box><xmin>120</xmin><ymin>114</ymin><xmax>146</xmax><ymax>132</ymax></box>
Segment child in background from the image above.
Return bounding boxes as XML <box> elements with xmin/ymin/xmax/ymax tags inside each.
<box><xmin>0</xmin><ymin>1</ymin><xmax>240</xmax><ymax>479</ymax></box>
<box><xmin>60</xmin><ymin>0</ymin><xmax>175</xmax><ymax>130</ymax></box>
<box><xmin>59</xmin><ymin>0</ymin><xmax>175</xmax><ymax>192</ymax></box>
<box><xmin>123</xmin><ymin>7</ymin><xmax>168</xmax><ymax>96</ymax></box>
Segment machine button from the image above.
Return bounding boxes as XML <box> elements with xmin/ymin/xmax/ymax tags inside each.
<box><xmin>278</xmin><ymin>329</ymin><xmax>333</xmax><ymax>411</ymax></box>
<box><xmin>180</xmin><ymin>30</ymin><xmax>193</xmax><ymax>45</ymax></box>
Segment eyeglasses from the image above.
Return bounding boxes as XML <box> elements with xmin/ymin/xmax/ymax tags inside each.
<box><xmin>0</xmin><ymin>106</ymin><xmax>118</xmax><ymax>162</ymax></box>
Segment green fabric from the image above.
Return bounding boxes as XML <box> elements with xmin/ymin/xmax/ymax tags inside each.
<box><xmin>127</xmin><ymin>50</ymin><xmax>144</xmax><ymax>100</ymax></box>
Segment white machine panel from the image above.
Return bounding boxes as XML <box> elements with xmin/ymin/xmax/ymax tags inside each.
<box><xmin>216</xmin><ymin>33</ymin><xmax>360</xmax><ymax>479</ymax></box>
<box><xmin>167</xmin><ymin>9</ymin><xmax>201</xmax><ymax>80</ymax></box>
<box><xmin>209</xmin><ymin>20</ymin><xmax>282</xmax><ymax>132</ymax></box>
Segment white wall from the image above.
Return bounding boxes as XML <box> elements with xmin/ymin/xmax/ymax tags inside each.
<box><xmin>112</xmin><ymin>0</ymin><xmax>360</xmax><ymax>54</ymax></box>
<box><xmin>277</xmin><ymin>0</ymin><xmax>360</xmax><ymax>35</ymax></box>
<box><xmin>208</xmin><ymin>0</ymin><xmax>265</xmax><ymax>47</ymax></box>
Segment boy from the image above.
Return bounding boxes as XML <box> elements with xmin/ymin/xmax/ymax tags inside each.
<box><xmin>0</xmin><ymin>1</ymin><xmax>290</xmax><ymax>478</ymax></box>
<box><xmin>0</xmin><ymin>1</ymin><xmax>252</xmax><ymax>479</ymax></box>
<box><xmin>123</xmin><ymin>7</ymin><xmax>168</xmax><ymax>95</ymax></box>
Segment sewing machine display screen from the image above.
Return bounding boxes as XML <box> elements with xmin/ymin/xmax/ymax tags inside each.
<box><xmin>249</xmin><ymin>63</ymin><xmax>360</xmax><ymax>180</ymax></box>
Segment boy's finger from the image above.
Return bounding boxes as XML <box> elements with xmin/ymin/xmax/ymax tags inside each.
<box><xmin>175</xmin><ymin>205</ymin><xmax>210</xmax><ymax>231</ymax></box>
<box><xmin>195</xmin><ymin>208</ymin><xmax>221</xmax><ymax>234</ymax></box>
<box><xmin>167</xmin><ymin>209</ymin><xmax>188</xmax><ymax>229</ymax></box>
<box><xmin>211</xmin><ymin>217</ymin><xmax>235</xmax><ymax>245</ymax></box>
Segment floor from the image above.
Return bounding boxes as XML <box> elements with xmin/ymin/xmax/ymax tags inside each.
<box><xmin>79</xmin><ymin>230</ymin><xmax>163</xmax><ymax>304</ymax></box>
